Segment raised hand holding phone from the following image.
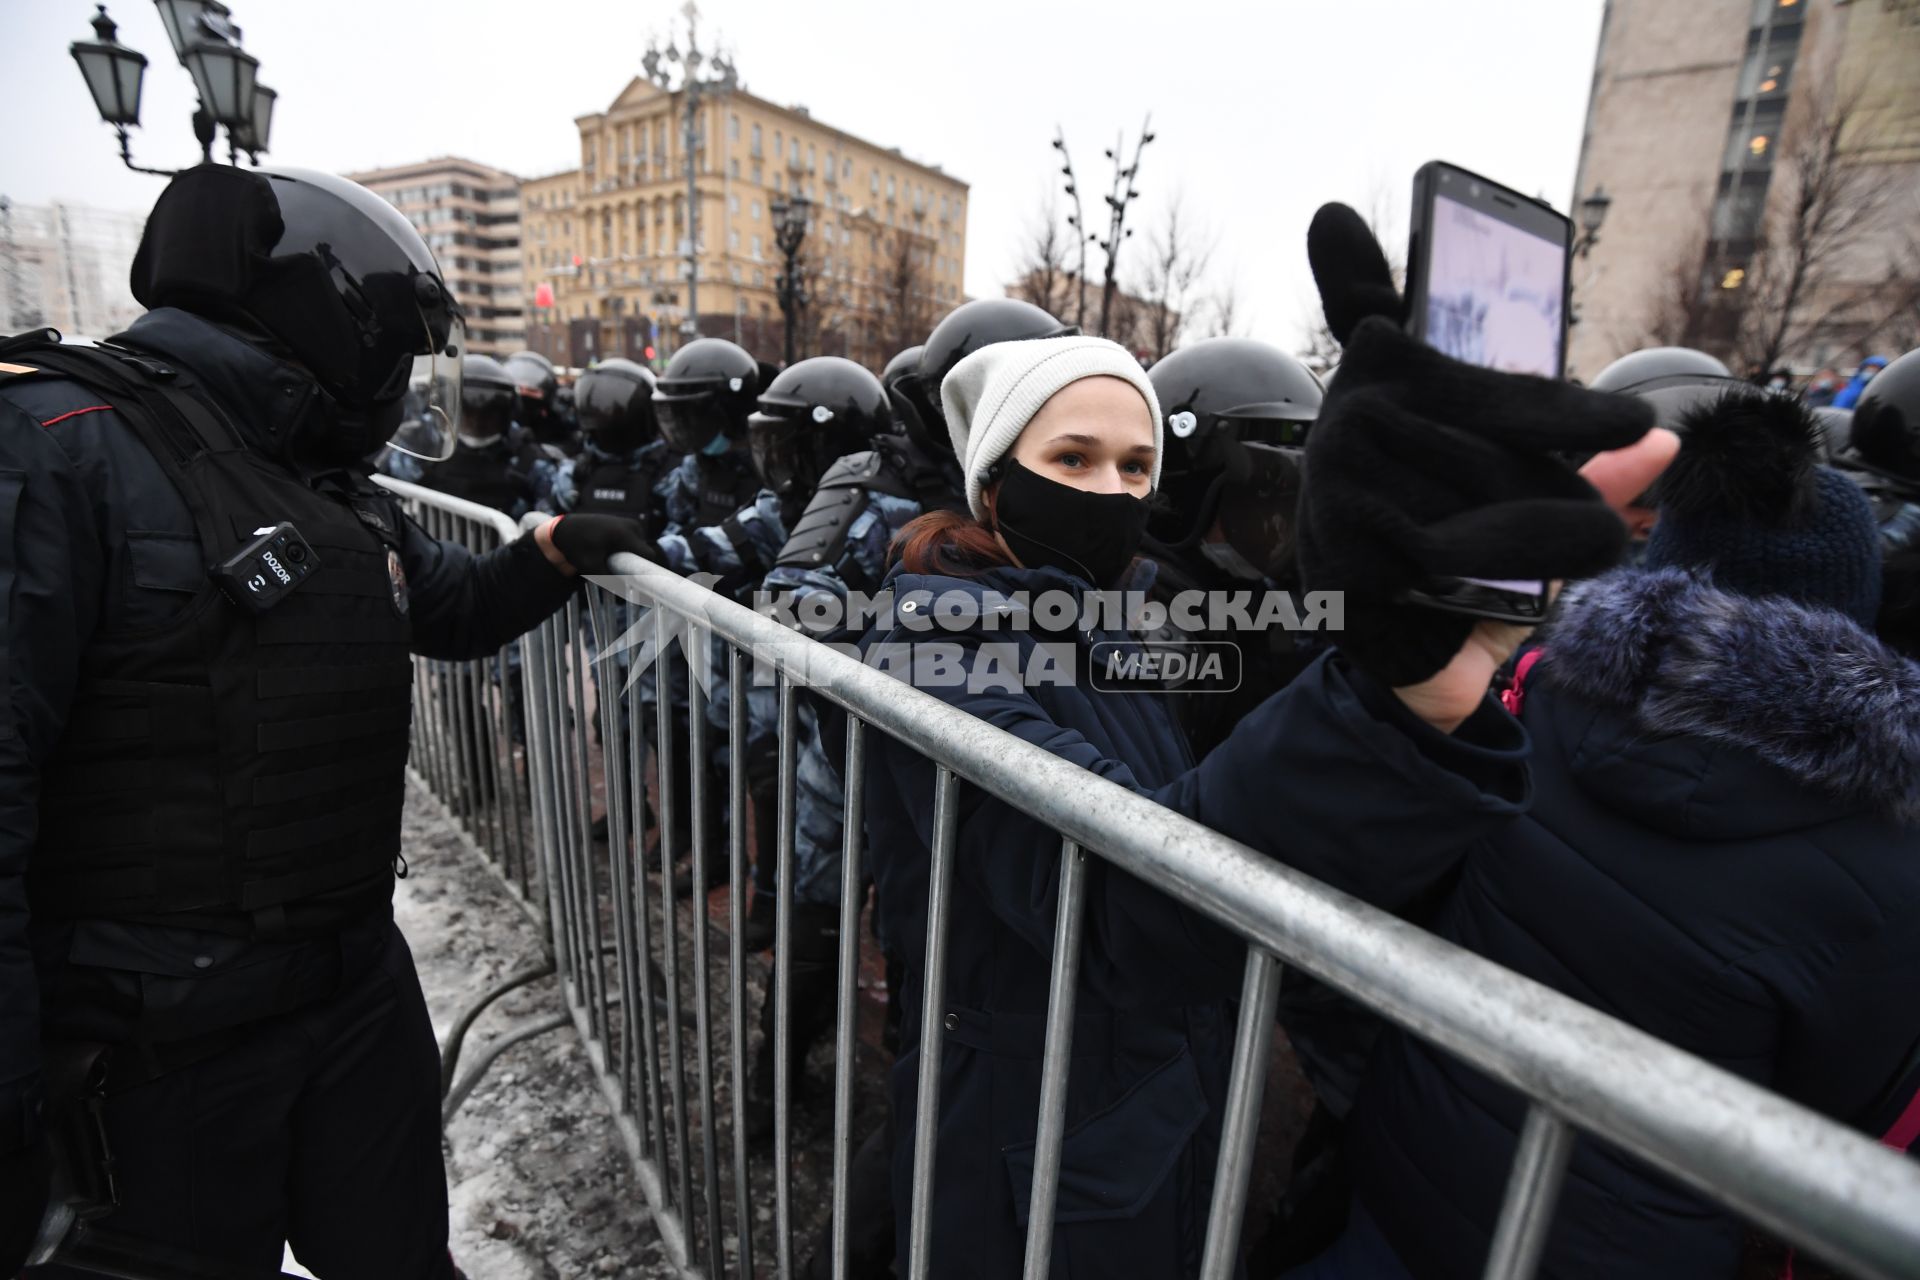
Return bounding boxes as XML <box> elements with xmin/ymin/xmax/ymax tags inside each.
<box><xmin>1297</xmin><ymin>200</ymin><xmax>1654</xmax><ymax>703</ymax></box>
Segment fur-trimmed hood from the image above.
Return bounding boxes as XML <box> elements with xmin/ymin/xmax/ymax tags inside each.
<box><xmin>1541</xmin><ymin>567</ymin><xmax>1920</xmax><ymax>827</ymax></box>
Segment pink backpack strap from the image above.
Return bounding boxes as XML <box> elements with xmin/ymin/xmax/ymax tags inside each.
<box><xmin>1500</xmin><ymin>649</ymin><xmax>1544</xmax><ymax>717</ymax></box>
<box><xmin>1884</xmin><ymin>1083</ymin><xmax>1920</xmax><ymax>1153</ymax></box>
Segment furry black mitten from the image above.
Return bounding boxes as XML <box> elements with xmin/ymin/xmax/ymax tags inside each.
<box><xmin>548</xmin><ymin>514</ymin><xmax>664</xmax><ymax>576</ymax></box>
<box><xmin>1298</xmin><ymin>203</ymin><xmax>1654</xmax><ymax>687</ymax></box>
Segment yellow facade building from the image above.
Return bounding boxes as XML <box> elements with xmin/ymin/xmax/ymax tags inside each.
<box><xmin>522</xmin><ymin>79</ymin><xmax>969</xmax><ymax>372</ymax></box>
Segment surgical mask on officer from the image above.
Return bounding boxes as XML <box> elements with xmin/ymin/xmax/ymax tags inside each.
<box><xmin>986</xmin><ymin>376</ymin><xmax>1156</xmax><ymax>589</ymax></box>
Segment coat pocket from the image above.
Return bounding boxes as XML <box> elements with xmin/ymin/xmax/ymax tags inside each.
<box><xmin>1004</xmin><ymin>1041</ymin><xmax>1209</xmax><ymax>1225</ymax></box>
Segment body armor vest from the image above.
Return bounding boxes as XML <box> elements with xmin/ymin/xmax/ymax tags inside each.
<box><xmin>570</xmin><ymin>451</ymin><xmax>667</xmax><ymax>530</ymax></box>
<box><xmin>419</xmin><ymin>436</ymin><xmax>535</xmax><ymax>515</ymax></box>
<box><xmin>694</xmin><ymin>451</ymin><xmax>761</xmax><ymax>528</ymax></box>
<box><xmin>7</xmin><ymin>342</ymin><xmax>415</xmax><ymax>938</ymax></box>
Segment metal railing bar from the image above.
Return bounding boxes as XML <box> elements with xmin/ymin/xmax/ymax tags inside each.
<box><xmin>1018</xmin><ymin>839</ymin><xmax>1089</xmax><ymax>1280</ymax></box>
<box><xmin>829</xmin><ymin>716</ymin><xmax>869</xmax><ymax>1280</ymax></box>
<box><xmin>601</xmin><ymin>555</ymin><xmax>1920</xmax><ymax>1280</ymax></box>
<box><xmin>905</xmin><ymin>764</ymin><xmax>961</xmax><ymax>1280</ymax></box>
<box><xmin>727</xmin><ymin>645</ymin><xmax>757</xmax><ymax>1280</ymax></box>
<box><xmin>1482</xmin><ymin>1106</ymin><xmax>1577</xmax><ymax>1280</ymax></box>
<box><xmin>773</xmin><ymin>673</ymin><xmax>800</xmax><ymax>1279</ymax></box>
<box><xmin>1198</xmin><ymin>949</ymin><xmax>1283</xmax><ymax>1280</ymax></box>
<box><xmin>653</xmin><ymin>607</ymin><xmax>695</xmax><ymax>1222</ymax></box>
<box><xmin>688</xmin><ymin>633</ymin><xmax>726</xmax><ymax>1273</ymax></box>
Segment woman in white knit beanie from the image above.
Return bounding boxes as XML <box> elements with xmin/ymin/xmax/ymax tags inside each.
<box><xmin>890</xmin><ymin>334</ymin><xmax>1162</xmax><ymax>584</ymax></box>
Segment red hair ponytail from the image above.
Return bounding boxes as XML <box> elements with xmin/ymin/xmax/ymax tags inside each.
<box><xmin>891</xmin><ymin>509</ymin><xmax>1013</xmax><ymax>577</ymax></box>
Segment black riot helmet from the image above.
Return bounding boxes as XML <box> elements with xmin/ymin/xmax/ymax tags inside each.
<box><xmin>130</xmin><ymin>163</ymin><xmax>465</xmax><ymax>461</ymax></box>
<box><xmin>1147</xmin><ymin>338</ymin><xmax>1324</xmax><ymax>550</ymax></box>
<box><xmin>748</xmin><ymin>357</ymin><xmax>889</xmax><ymax>498</ymax></box>
<box><xmin>653</xmin><ymin>338</ymin><xmax>765</xmax><ymax>454</ymax></box>
<box><xmin>1589</xmin><ymin>346</ymin><xmax>1743</xmax><ymax>426</ymax></box>
<box><xmin>575</xmin><ymin>357</ymin><xmax>660</xmax><ymax>456</ymax></box>
<box><xmin>459</xmin><ymin>355</ymin><xmax>518</xmax><ymax>443</ymax></box>
<box><xmin>503</xmin><ymin>350</ymin><xmax>563</xmax><ymax>440</ymax></box>
<box><xmin>898</xmin><ymin>299</ymin><xmax>1076</xmax><ymax>456</ymax></box>
<box><xmin>1847</xmin><ymin>347</ymin><xmax>1920</xmax><ymax>488</ymax></box>
<box><xmin>882</xmin><ymin>344</ymin><xmax>925</xmax><ymax>394</ymax></box>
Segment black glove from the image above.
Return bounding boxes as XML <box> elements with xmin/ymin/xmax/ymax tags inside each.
<box><xmin>1298</xmin><ymin>203</ymin><xmax>1653</xmax><ymax>687</ymax></box>
<box><xmin>1</xmin><ymin>1132</ymin><xmax>52</xmax><ymax>1274</ymax></box>
<box><xmin>547</xmin><ymin>514</ymin><xmax>664</xmax><ymax>576</ymax></box>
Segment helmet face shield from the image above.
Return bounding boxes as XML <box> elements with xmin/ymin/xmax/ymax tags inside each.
<box><xmin>1214</xmin><ymin>442</ymin><xmax>1306</xmax><ymax>581</ymax></box>
<box><xmin>390</xmin><ymin>308</ymin><xmax>465</xmax><ymax>462</ymax></box>
<box><xmin>656</xmin><ymin>390</ymin><xmax>725</xmax><ymax>454</ymax></box>
<box><xmin>747</xmin><ymin>410</ymin><xmax>810</xmax><ymax>496</ymax></box>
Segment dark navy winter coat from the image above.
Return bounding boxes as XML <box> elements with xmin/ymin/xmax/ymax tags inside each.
<box><xmin>1345</xmin><ymin>568</ymin><xmax>1920</xmax><ymax>1279</ymax></box>
<box><xmin>860</xmin><ymin>562</ymin><xmax>1532</xmax><ymax>1279</ymax></box>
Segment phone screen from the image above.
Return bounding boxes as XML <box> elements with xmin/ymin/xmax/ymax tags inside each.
<box><xmin>1423</xmin><ymin>192</ymin><xmax>1567</xmax><ymax>378</ymax></box>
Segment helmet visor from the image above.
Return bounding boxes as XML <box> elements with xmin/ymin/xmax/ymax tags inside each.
<box><xmin>390</xmin><ymin>309</ymin><xmax>466</xmax><ymax>463</ymax></box>
<box><xmin>655</xmin><ymin>390</ymin><xmax>725</xmax><ymax>454</ymax></box>
<box><xmin>747</xmin><ymin>410</ymin><xmax>809</xmax><ymax>496</ymax></box>
<box><xmin>1214</xmin><ymin>442</ymin><xmax>1306</xmax><ymax>581</ymax></box>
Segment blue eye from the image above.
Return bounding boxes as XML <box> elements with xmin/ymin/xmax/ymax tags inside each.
<box><xmin>1057</xmin><ymin>452</ymin><xmax>1085</xmax><ymax>468</ymax></box>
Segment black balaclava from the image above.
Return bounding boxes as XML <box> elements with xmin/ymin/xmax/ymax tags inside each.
<box><xmin>990</xmin><ymin>459</ymin><xmax>1150</xmax><ymax>589</ymax></box>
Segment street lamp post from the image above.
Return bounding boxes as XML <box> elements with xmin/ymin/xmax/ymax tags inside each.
<box><xmin>1574</xmin><ymin>185</ymin><xmax>1612</xmax><ymax>258</ymax></box>
<box><xmin>71</xmin><ymin>2</ymin><xmax>274</xmax><ymax>176</ymax></box>
<box><xmin>643</xmin><ymin>2</ymin><xmax>738</xmax><ymax>343</ymax></box>
<box><xmin>1568</xmin><ymin>186</ymin><xmax>1612</xmax><ymax>330</ymax></box>
<box><xmin>770</xmin><ymin>195</ymin><xmax>811</xmax><ymax>367</ymax></box>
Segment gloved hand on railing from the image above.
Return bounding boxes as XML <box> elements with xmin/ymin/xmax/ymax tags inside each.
<box><xmin>536</xmin><ymin>514</ymin><xmax>665</xmax><ymax>577</ymax></box>
<box><xmin>1298</xmin><ymin>203</ymin><xmax>1656</xmax><ymax>702</ymax></box>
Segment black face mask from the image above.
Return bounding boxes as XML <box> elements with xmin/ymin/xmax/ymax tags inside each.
<box><xmin>990</xmin><ymin>458</ymin><xmax>1151</xmax><ymax>589</ymax></box>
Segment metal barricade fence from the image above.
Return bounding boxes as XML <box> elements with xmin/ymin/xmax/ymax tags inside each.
<box><xmin>385</xmin><ymin>478</ymin><xmax>1920</xmax><ymax>1280</ymax></box>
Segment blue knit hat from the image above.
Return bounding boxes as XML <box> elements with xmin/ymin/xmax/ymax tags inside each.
<box><xmin>1645</xmin><ymin>390</ymin><xmax>1882</xmax><ymax>626</ymax></box>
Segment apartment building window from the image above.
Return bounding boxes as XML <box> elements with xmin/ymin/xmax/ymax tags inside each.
<box><xmin>887</xmin><ymin>174</ymin><xmax>896</xmax><ymax>199</ymax></box>
<box><xmin>870</xmin><ymin>169</ymin><xmax>879</xmax><ymax>195</ymax></box>
<box><xmin>807</xmin><ymin>143</ymin><xmax>816</xmax><ymax>171</ymax></box>
<box><xmin>730</xmin><ymin>230</ymin><xmax>740</xmax><ymax>251</ymax></box>
<box><xmin>754</xmin><ymin>271</ymin><xmax>765</xmax><ymax>288</ymax></box>
<box><xmin>750</xmin><ymin>199</ymin><xmax>762</xmax><ymax>220</ymax></box>
<box><xmin>751</xmin><ymin>235</ymin><xmax>762</xmax><ymax>258</ymax></box>
<box><xmin>843</xmin><ymin>157</ymin><xmax>853</xmax><ymax>181</ymax></box>
<box><xmin>730</xmin><ymin>159</ymin><xmax>740</xmax><ymax>178</ymax></box>
<box><xmin>774</xmin><ymin>173</ymin><xmax>784</xmax><ymax>193</ymax></box>
<box><xmin>790</xmin><ymin>137</ymin><xmax>801</xmax><ymax>166</ymax></box>
<box><xmin>729</xmin><ymin>194</ymin><xmax>740</xmax><ymax>214</ymax></box>
<box><xmin>730</xmin><ymin>113</ymin><xmax>741</xmax><ymax>141</ymax></box>
<box><xmin>752</xmin><ymin>123</ymin><xmax>762</xmax><ymax>157</ymax></box>
<box><xmin>752</xmin><ymin>162</ymin><xmax>763</xmax><ymax>185</ymax></box>
<box><xmin>773</xmin><ymin>129</ymin><xmax>782</xmax><ymax>159</ymax></box>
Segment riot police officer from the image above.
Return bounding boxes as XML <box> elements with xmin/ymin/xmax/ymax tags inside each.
<box><xmin>1836</xmin><ymin>347</ymin><xmax>1920</xmax><ymax>656</ymax></box>
<box><xmin>562</xmin><ymin>357</ymin><xmax>672</xmax><ymax>528</ymax></box>
<box><xmin>1587</xmin><ymin>345</ymin><xmax>1746</xmax><ymax>425</ymax></box>
<box><xmin>1144</xmin><ymin>337</ymin><xmax>1326</xmax><ymax>758</ymax></box>
<box><xmin>415</xmin><ymin>354</ymin><xmax>547</xmax><ymax>518</ymax></box>
<box><xmin>879</xmin><ymin>343</ymin><xmax>924</xmax><ymax>433</ymax></box>
<box><xmin>888</xmin><ymin>297</ymin><xmax>1077</xmax><ymax>461</ymax></box>
<box><xmin>0</xmin><ymin>164</ymin><xmax>654</xmax><ymax>1279</ymax></box>
<box><xmin>503</xmin><ymin>350</ymin><xmax>575</xmax><ymax>455</ymax></box>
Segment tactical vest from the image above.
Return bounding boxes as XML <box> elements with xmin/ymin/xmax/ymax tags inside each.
<box><xmin>418</xmin><ymin>436</ymin><xmax>535</xmax><ymax>515</ymax></box>
<box><xmin>3</xmin><ymin>340</ymin><xmax>415</xmax><ymax>938</ymax></box>
<box><xmin>570</xmin><ymin>451</ymin><xmax>667</xmax><ymax>531</ymax></box>
<box><xmin>694</xmin><ymin>451</ymin><xmax>761</xmax><ymax>528</ymax></box>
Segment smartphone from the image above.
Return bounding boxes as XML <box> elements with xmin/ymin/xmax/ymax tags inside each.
<box><xmin>1405</xmin><ymin>161</ymin><xmax>1572</xmax><ymax>380</ymax></box>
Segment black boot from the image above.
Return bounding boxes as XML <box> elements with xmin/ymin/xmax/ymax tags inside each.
<box><xmin>745</xmin><ymin>901</ymin><xmax>844</xmax><ymax>1142</ymax></box>
<box><xmin>741</xmin><ymin>888</ymin><xmax>777</xmax><ymax>952</ymax></box>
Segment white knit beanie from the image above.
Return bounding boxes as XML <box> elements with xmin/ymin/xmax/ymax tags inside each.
<box><xmin>940</xmin><ymin>335</ymin><xmax>1163</xmax><ymax>520</ymax></box>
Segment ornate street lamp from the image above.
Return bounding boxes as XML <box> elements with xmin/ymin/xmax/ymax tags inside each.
<box><xmin>1575</xmin><ymin>186</ymin><xmax>1612</xmax><ymax>258</ymax></box>
<box><xmin>771</xmin><ymin>195</ymin><xmax>811</xmax><ymax>366</ymax></box>
<box><xmin>71</xmin><ymin>2</ymin><xmax>268</xmax><ymax>176</ymax></box>
<box><xmin>644</xmin><ymin>2</ymin><xmax>740</xmax><ymax>341</ymax></box>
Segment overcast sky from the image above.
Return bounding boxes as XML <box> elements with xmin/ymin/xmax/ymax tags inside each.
<box><xmin>4</xmin><ymin>0</ymin><xmax>1605</xmax><ymax>352</ymax></box>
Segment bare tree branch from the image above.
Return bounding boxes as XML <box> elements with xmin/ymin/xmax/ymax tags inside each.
<box><xmin>1010</xmin><ymin>197</ymin><xmax>1074</xmax><ymax>320</ymax></box>
<box><xmin>1135</xmin><ymin>193</ymin><xmax>1214</xmax><ymax>362</ymax></box>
